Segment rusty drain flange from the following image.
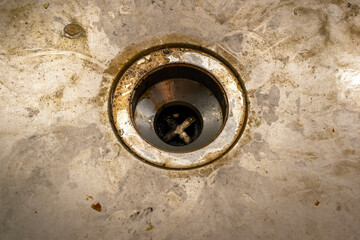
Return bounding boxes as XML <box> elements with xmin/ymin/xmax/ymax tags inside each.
<box><xmin>110</xmin><ymin>45</ymin><xmax>247</xmax><ymax>169</ymax></box>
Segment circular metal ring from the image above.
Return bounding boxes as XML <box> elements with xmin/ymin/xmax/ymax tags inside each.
<box><xmin>110</xmin><ymin>45</ymin><xmax>247</xmax><ymax>169</ymax></box>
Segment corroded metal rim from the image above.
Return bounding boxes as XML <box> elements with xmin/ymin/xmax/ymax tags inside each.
<box><xmin>109</xmin><ymin>44</ymin><xmax>247</xmax><ymax>170</ymax></box>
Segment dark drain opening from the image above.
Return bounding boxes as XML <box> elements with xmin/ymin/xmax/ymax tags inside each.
<box><xmin>154</xmin><ymin>102</ymin><xmax>203</xmax><ymax>146</ymax></box>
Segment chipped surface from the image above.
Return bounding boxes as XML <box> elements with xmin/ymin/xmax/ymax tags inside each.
<box><xmin>0</xmin><ymin>0</ymin><xmax>360</xmax><ymax>239</ymax></box>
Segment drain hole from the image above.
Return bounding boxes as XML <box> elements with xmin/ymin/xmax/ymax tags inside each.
<box><xmin>154</xmin><ymin>102</ymin><xmax>203</xmax><ymax>146</ymax></box>
<box><xmin>131</xmin><ymin>63</ymin><xmax>228</xmax><ymax>152</ymax></box>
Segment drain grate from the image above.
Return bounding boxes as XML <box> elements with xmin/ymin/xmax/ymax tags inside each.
<box><xmin>155</xmin><ymin>102</ymin><xmax>203</xmax><ymax>146</ymax></box>
<box><xmin>109</xmin><ymin>45</ymin><xmax>247</xmax><ymax>169</ymax></box>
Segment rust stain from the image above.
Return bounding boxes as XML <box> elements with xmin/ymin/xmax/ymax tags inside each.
<box><xmin>91</xmin><ymin>202</ymin><xmax>102</xmax><ymax>212</ymax></box>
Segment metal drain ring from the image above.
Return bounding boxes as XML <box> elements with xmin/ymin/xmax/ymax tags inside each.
<box><xmin>110</xmin><ymin>46</ymin><xmax>247</xmax><ymax>169</ymax></box>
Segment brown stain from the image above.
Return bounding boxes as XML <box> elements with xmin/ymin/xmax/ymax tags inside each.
<box><xmin>39</xmin><ymin>85</ymin><xmax>65</xmax><ymax>109</ymax></box>
<box><xmin>89</xmin><ymin>77</ymin><xmax>109</xmax><ymax>108</ymax></box>
<box><xmin>270</xmin><ymin>73</ymin><xmax>297</xmax><ymax>88</ymax></box>
<box><xmin>315</xmin><ymin>200</ymin><xmax>320</xmax><ymax>206</ymax></box>
<box><xmin>145</xmin><ymin>220</ymin><xmax>154</xmax><ymax>231</ymax></box>
<box><xmin>69</xmin><ymin>73</ymin><xmax>81</xmax><ymax>86</ymax></box>
<box><xmin>54</xmin><ymin>86</ymin><xmax>64</xmax><ymax>99</ymax></box>
<box><xmin>297</xmin><ymin>117</ymin><xmax>303</xmax><ymax>127</ymax></box>
<box><xmin>86</xmin><ymin>195</ymin><xmax>93</xmax><ymax>200</ymax></box>
<box><xmin>91</xmin><ymin>202</ymin><xmax>102</xmax><ymax>212</ymax></box>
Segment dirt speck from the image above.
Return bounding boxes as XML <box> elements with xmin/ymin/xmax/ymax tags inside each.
<box><xmin>336</xmin><ymin>203</ymin><xmax>341</xmax><ymax>211</ymax></box>
<box><xmin>146</xmin><ymin>220</ymin><xmax>154</xmax><ymax>231</ymax></box>
<box><xmin>25</xmin><ymin>107</ymin><xmax>40</xmax><ymax>118</ymax></box>
<box><xmin>91</xmin><ymin>202</ymin><xmax>102</xmax><ymax>212</ymax></box>
<box><xmin>43</xmin><ymin>3</ymin><xmax>49</xmax><ymax>9</ymax></box>
<box><xmin>86</xmin><ymin>195</ymin><xmax>93</xmax><ymax>200</ymax></box>
<box><xmin>315</xmin><ymin>200</ymin><xmax>320</xmax><ymax>206</ymax></box>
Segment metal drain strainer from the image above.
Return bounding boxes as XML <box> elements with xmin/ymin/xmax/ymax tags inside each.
<box><xmin>110</xmin><ymin>46</ymin><xmax>247</xmax><ymax>169</ymax></box>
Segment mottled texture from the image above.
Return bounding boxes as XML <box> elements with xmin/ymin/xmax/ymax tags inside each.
<box><xmin>0</xmin><ymin>0</ymin><xmax>359</xmax><ymax>239</ymax></box>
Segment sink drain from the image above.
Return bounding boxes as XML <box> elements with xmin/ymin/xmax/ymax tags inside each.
<box><xmin>110</xmin><ymin>45</ymin><xmax>247</xmax><ymax>169</ymax></box>
<box><xmin>131</xmin><ymin>63</ymin><xmax>227</xmax><ymax>152</ymax></box>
